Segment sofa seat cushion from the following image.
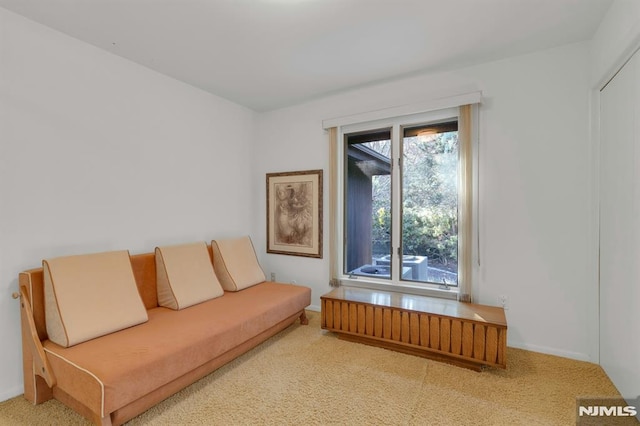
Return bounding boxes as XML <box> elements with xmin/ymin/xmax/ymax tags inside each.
<box><xmin>42</xmin><ymin>282</ymin><xmax>311</xmax><ymax>418</ymax></box>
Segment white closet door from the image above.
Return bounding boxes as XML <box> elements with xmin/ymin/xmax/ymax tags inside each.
<box><xmin>599</xmin><ymin>50</ymin><xmax>640</xmax><ymax>403</ymax></box>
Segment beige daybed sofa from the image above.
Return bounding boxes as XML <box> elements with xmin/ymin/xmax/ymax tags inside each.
<box><xmin>19</xmin><ymin>237</ymin><xmax>311</xmax><ymax>426</ymax></box>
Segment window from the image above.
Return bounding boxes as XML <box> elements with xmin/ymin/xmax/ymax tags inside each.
<box><xmin>339</xmin><ymin>107</ymin><xmax>472</xmax><ymax>295</ymax></box>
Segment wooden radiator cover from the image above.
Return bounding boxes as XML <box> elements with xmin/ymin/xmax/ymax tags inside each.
<box><xmin>321</xmin><ymin>287</ymin><xmax>507</xmax><ymax>371</ymax></box>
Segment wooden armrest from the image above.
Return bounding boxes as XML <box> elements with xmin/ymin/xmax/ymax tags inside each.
<box><xmin>20</xmin><ymin>287</ymin><xmax>56</xmax><ymax>388</ymax></box>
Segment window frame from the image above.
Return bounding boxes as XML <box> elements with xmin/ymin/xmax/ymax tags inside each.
<box><xmin>336</xmin><ymin>107</ymin><xmax>471</xmax><ymax>300</ymax></box>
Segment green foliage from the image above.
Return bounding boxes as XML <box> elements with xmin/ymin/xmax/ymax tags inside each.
<box><xmin>372</xmin><ymin>205</ymin><xmax>391</xmax><ymax>256</ymax></box>
<box><xmin>402</xmin><ymin>208</ymin><xmax>458</xmax><ymax>265</ymax></box>
<box><xmin>370</xmin><ymin>131</ymin><xmax>459</xmax><ymax>268</ymax></box>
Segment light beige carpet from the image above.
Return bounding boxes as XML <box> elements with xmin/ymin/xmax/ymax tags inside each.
<box><xmin>0</xmin><ymin>311</ymin><xmax>634</xmax><ymax>425</ymax></box>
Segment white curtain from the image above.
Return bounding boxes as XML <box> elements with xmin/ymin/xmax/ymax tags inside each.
<box><xmin>457</xmin><ymin>104</ymin><xmax>473</xmax><ymax>303</ymax></box>
<box><xmin>328</xmin><ymin>127</ymin><xmax>340</xmax><ymax>287</ymax></box>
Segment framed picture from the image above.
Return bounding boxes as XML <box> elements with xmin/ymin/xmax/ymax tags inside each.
<box><xmin>266</xmin><ymin>169</ymin><xmax>323</xmax><ymax>258</ymax></box>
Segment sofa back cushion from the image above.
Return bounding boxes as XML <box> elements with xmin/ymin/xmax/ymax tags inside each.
<box><xmin>211</xmin><ymin>236</ymin><xmax>266</xmax><ymax>291</ymax></box>
<box><xmin>43</xmin><ymin>250</ymin><xmax>148</xmax><ymax>347</ymax></box>
<box><xmin>155</xmin><ymin>242</ymin><xmax>224</xmax><ymax>310</ymax></box>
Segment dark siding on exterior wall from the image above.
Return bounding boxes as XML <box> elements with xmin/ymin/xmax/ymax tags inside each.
<box><xmin>346</xmin><ymin>157</ymin><xmax>373</xmax><ymax>273</ymax></box>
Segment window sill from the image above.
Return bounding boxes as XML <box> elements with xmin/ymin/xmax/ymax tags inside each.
<box><xmin>338</xmin><ymin>277</ymin><xmax>458</xmax><ymax>300</ymax></box>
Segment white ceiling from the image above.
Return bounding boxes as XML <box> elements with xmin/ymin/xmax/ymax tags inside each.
<box><xmin>1</xmin><ymin>0</ymin><xmax>613</xmax><ymax>111</ymax></box>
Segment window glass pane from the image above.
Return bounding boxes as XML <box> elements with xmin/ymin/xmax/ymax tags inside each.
<box><xmin>344</xmin><ymin>130</ymin><xmax>392</xmax><ymax>279</ymax></box>
<box><xmin>402</xmin><ymin>123</ymin><xmax>459</xmax><ymax>285</ymax></box>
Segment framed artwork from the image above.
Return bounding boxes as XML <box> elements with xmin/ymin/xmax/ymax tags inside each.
<box><xmin>266</xmin><ymin>169</ymin><xmax>323</xmax><ymax>258</ymax></box>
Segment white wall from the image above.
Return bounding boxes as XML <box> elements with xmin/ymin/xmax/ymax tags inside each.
<box><xmin>254</xmin><ymin>42</ymin><xmax>595</xmax><ymax>362</ymax></box>
<box><xmin>0</xmin><ymin>8</ymin><xmax>255</xmax><ymax>400</ymax></box>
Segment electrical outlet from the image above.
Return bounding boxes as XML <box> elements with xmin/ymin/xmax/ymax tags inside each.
<box><xmin>498</xmin><ymin>295</ymin><xmax>509</xmax><ymax>310</ymax></box>
<box><xmin>270</xmin><ymin>272</ymin><xmax>276</xmax><ymax>282</ymax></box>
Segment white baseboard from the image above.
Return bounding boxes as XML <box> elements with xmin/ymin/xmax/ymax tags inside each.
<box><xmin>508</xmin><ymin>340</ymin><xmax>592</xmax><ymax>363</ymax></box>
<box><xmin>307</xmin><ymin>304</ymin><xmax>321</xmax><ymax>312</ymax></box>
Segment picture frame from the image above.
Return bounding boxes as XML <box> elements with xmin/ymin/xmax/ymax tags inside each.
<box><xmin>266</xmin><ymin>169</ymin><xmax>323</xmax><ymax>258</ymax></box>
